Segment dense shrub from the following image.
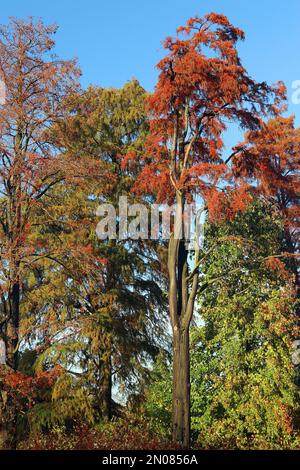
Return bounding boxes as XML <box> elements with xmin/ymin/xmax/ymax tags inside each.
<box><xmin>18</xmin><ymin>415</ymin><xmax>177</xmax><ymax>450</ymax></box>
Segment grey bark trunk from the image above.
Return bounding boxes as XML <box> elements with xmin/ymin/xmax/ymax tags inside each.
<box><xmin>100</xmin><ymin>355</ymin><xmax>112</xmax><ymax>421</ymax></box>
<box><xmin>172</xmin><ymin>327</ymin><xmax>190</xmax><ymax>447</ymax></box>
<box><xmin>168</xmin><ymin>192</ymin><xmax>199</xmax><ymax>448</ymax></box>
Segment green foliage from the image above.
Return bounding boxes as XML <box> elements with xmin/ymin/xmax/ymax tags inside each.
<box><xmin>141</xmin><ymin>352</ymin><xmax>172</xmax><ymax>435</ymax></box>
<box><xmin>144</xmin><ymin>201</ymin><xmax>300</xmax><ymax>449</ymax></box>
<box><xmin>194</xmin><ymin>202</ymin><xmax>300</xmax><ymax>448</ymax></box>
<box><xmin>18</xmin><ymin>79</ymin><xmax>168</xmax><ymax>433</ymax></box>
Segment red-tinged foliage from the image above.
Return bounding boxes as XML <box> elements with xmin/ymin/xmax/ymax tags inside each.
<box><xmin>233</xmin><ymin>116</ymin><xmax>300</xmax><ymax>232</ymax></box>
<box><xmin>18</xmin><ymin>419</ymin><xmax>179</xmax><ymax>450</ymax></box>
<box><xmin>0</xmin><ymin>365</ymin><xmax>61</xmax><ymax>445</ymax></box>
<box><xmin>233</xmin><ymin>116</ymin><xmax>300</xmax><ymax>291</ymax></box>
<box><xmin>0</xmin><ymin>20</ymin><xmax>114</xmax><ymax>377</ymax></box>
<box><xmin>129</xmin><ymin>12</ymin><xmax>285</xmax><ymax>207</ymax></box>
<box><xmin>3</xmin><ymin>367</ymin><xmax>61</xmax><ymax>405</ymax></box>
<box><xmin>206</xmin><ymin>182</ymin><xmax>253</xmax><ymax>221</ymax></box>
<box><xmin>264</xmin><ymin>257</ymin><xmax>290</xmax><ymax>280</ymax></box>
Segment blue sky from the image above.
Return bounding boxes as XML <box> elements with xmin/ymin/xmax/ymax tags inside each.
<box><xmin>1</xmin><ymin>0</ymin><xmax>299</xmax><ymax>149</ymax></box>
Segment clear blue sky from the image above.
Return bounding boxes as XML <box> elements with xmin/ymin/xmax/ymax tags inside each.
<box><xmin>1</xmin><ymin>0</ymin><xmax>299</xmax><ymax>147</ymax></box>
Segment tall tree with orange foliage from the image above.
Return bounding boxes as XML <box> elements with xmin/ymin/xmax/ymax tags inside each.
<box><xmin>0</xmin><ymin>18</ymin><xmax>84</xmax><ymax>448</ymax></box>
<box><xmin>131</xmin><ymin>13</ymin><xmax>285</xmax><ymax>446</ymax></box>
<box><xmin>233</xmin><ymin>116</ymin><xmax>300</xmax><ymax>307</ymax></box>
<box><xmin>0</xmin><ymin>18</ymin><xmax>81</xmax><ymax>371</ymax></box>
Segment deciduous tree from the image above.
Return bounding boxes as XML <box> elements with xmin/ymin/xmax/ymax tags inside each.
<box><xmin>233</xmin><ymin>116</ymin><xmax>300</xmax><ymax>307</ymax></box>
<box><xmin>131</xmin><ymin>12</ymin><xmax>285</xmax><ymax>446</ymax></box>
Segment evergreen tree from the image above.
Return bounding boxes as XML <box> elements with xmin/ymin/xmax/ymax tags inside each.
<box><xmin>22</xmin><ymin>80</ymin><xmax>168</xmax><ymax>430</ymax></box>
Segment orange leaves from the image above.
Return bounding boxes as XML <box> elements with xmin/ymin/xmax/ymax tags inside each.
<box><xmin>3</xmin><ymin>367</ymin><xmax>61</xmax><ymax>403</ymax></box>
<box><xmin>205</xmin><ymin>13</ymin><xmax>231</xmax><ymax>27</ymax></box>
<box><xmin>120</xmin><ymin>149</ymin><xmax>138</xmax><ymax>172</ymax></box>
<box><xmin>264</xmin><ymin>257</ymin><xmax>289</xmax><ymax>276</ymax></box>
<box><xmin>4</xmin><ymin>371</ymin><xmax>32</xmax><ymax>396</ymax></box>
<box><xmin>233</xmin><ymin>116</ymin><xmax>300</xmax><ymax>234</ymax></box>
<box><xmin>265</xmin><ymin>258</ymin><xmax>285</xmax><ymax>271</ymax></box>
<box><xmin>133</xmin><ymin>12</ymin><xmax>285</xmax><ymax>214</ymax></box>
<box><xmin>205</xmin><ymin>183</ymin><xmax>252</xmax><ymax>222</ymax></box>
<box><xmin>230</xmin><ymin>183</ymin><xmax>253</xmax><ymax>215</ymax></box>
<box><xmin>205</xmin><ymin>188</ymin><xmax>227</xmax><ymax>221</ymax></box>
<box><xmin>176</xmin><ymin>13</ymin><xmax>244</xmax><ymax>42</ymax></box>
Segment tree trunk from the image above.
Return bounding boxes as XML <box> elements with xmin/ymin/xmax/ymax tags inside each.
<box><xmin>172</xmin><ymin>326</ymin><xmax>190</xmax><ymax>447</ymax></box>
<box><xmin>6</xmin><ymin>281</ymin><xmax>20</xmax><ymax>370</ymax></box>
<box><xmin>100</xmin><ymin>355</ymin><xmax>112</xmax><ymax>421</ymax></box>
<box><xmin>1</xmin><ymin>202</ymin><xmax>21</xmax><ymax>448</ymax></box>
<box><xmin>168</xmin><ymin>191</ymin><xmax>200</xmax><ymax>447</ymax></box>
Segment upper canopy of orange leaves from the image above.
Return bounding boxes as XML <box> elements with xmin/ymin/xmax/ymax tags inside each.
<box><xmin>131</xmin><ymin>12</ymin><xmax>286</xmax><ymax>215</ymax></box>
<box><xmin>233</xmin><ymin>116</ymin><xmax>300</xmax><ymax>232</ymax></box>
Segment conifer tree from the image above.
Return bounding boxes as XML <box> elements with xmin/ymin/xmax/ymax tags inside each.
<box><xmin>26</xmin><ymin>81</ymin><xmax>168</xmax><ymax>425</ymax></box>
<box><xmin>130</xmin><ymin>13</ymin><xmax>285</xmax><ymax>445</ymax></box>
